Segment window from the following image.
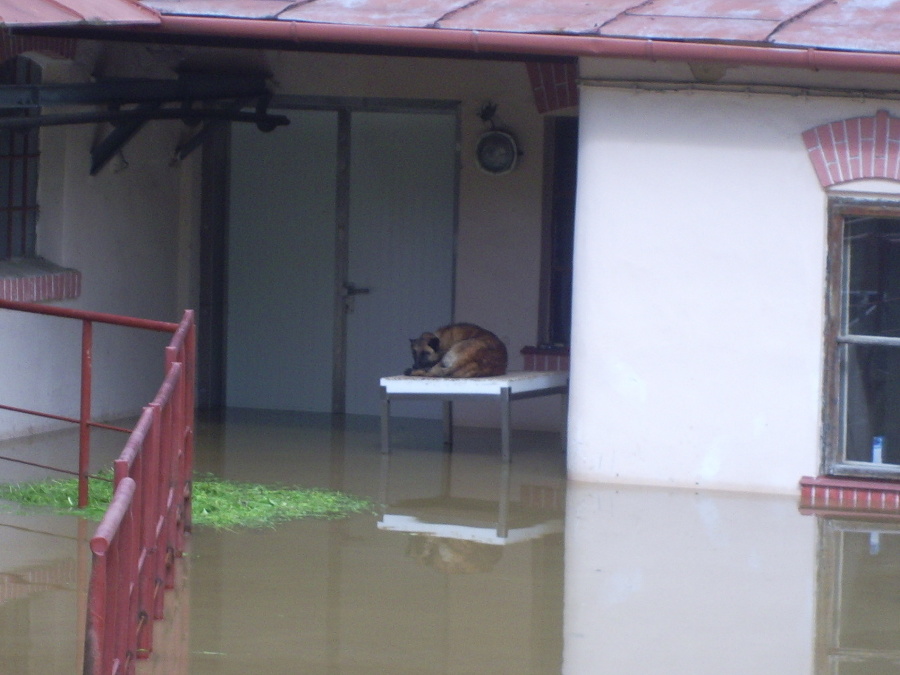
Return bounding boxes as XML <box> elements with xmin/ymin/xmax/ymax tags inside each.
<box><xmin>0</xmin><ymin>54</ymin><xmax>79</xmax><ymax>303</ymax></box>
<box><xmin>0</xmin><ymin>56</ymin><xmax>39</xmax><ymax>260</ymax></box>
<box><xmin>824</xmin><ymin>200</ymin><xmax>900</xmax><ymax>477</ymax></box>
<box><xmin>539</xmin><ymin>116</ymin><xmax>577</xmax><ymax>347</ymax></box>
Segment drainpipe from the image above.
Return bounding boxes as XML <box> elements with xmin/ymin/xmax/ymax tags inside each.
<box><xmin>149</xmin><ymin>15</ymin><xmax>900</xmax><ymax>75</ymax></box>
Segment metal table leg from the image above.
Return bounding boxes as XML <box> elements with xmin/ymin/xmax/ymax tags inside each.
<box><xmin>500</xmin><ymin>386</ymin><xmax>511</xmax><ymax>462</ymax></box>
<box><xmin>497</xmin><ymin>461</ymin><xmax>511</xmax><ymax>537</ymax></box>
<box><xmin>380</xmin><ymin>386</ymin><xmax>390</xmax><ymax>454</ymax></box>
<box><xmin>561</xmin><ymin>390</ymin><xmax>569</xmax><ymax>451</ymax></box>
<box><xmin>442</xmin><ymin>400</ymin><xmax>454</xmax><ymax>449</ymax></box>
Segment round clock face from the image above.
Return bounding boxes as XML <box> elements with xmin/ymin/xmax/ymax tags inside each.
<box><xmin>476</xmin><ymin>130</ymin><xmax>518</xmax><ymax>175</ymax></box>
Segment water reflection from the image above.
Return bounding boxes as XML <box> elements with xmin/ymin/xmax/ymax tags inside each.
<box><xmin>183</xmin><ymin>411</ymin><xmax>567</xmax><ymax>675</ymax></box>
<box><xmin>564</xmin><ymin>484</ymin><xmax>815</xmax><ymax>674</ymax></box>
<box><xmin>815</xmin><ymin>518</ymin><xmax>900</xmax><ymax>674</ymax></box>
<box><xmin>4</xmin><ymin>411</ymin><xmax>900</xmax><ymax>673</ymax></box>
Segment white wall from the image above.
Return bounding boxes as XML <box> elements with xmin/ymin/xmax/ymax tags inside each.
<box><xmin>567</xmin><ymin>71</ymin><xmax>900</xmax><ymax>491</ymax></box>
<box><xmin>0</xmin><ymin>48</ymin><xmax>194</xmax><ymax>440</ymax></box>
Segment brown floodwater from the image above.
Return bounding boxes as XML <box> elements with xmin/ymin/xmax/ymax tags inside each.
<box><xmin>2</xmin><ymin>409</ymin><xmax>900</xmax><ymax>674</ymax></box>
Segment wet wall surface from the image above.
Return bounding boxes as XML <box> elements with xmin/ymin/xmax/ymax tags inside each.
<box><xmin>1</xmin><ymin>410</ymin><xmax>900</xmax><ymax>673</ymax></box>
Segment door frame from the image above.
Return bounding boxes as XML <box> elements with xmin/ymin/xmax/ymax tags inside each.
<box><xmin>198</xmin><ymin>96</ymin><xmax>460</xmax><ymax>412</ymax></box>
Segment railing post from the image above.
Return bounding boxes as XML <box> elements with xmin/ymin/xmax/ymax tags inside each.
<box><xmin>82</xmin><ymin>550</ymin><xmax>106</xmax><ymax>675</ymax></box>
<box><xmin>184</xmin><ymin>312</ymin><xmax>195</xmax><ymax>532</ymax></box>
<box><xmin>84</xmin><ymin>477</ymin><xmax>136</xmax><ymax>675</ymax></box>
<box><xmin>147</xmin><ymin>402</ymin><xmax>167</xmax><ymax>621</ymax></box>
<box><xmin>79</xmin><ymin>319</ymin><xmax>93</xmax><ymax>508</ymax></box>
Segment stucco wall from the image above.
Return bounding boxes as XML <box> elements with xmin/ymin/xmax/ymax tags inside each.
<box><xmin>0</xmin><ymin>48</ymin><xmax>194</xmax><ymax>440</ymax></box>
<box><xmin>568</xmin><ymin>66</ymin><xmax>900</xmax><ymax>491</ymax></box>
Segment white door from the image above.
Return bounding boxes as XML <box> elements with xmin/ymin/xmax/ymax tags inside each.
<box><xmin>343</xmin><ymin>111</ymin><xmax>456</xmax><ymax>415</ymax></box>
<box><xmin>226</xmin><ymin>106</ymin><xmax>456</xmax><ymax>415</ymax></box>
<box><xmin>226</xmin><ymin>109</ymin><xmax>337</xmax><ymax>412</ymax></box>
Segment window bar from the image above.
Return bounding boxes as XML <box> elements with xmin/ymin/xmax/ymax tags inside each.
<box><xmin>5</xmin><ymin>137</ymin><xmax>13</xmax><ymax>258</ymax></box>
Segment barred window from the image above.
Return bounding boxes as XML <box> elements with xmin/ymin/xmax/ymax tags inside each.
<box><xmin>0</xmin><ymin>56</ymin><xmax>39</xmax><ymax>260</ymax></box>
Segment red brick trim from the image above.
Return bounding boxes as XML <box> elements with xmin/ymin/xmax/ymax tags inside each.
<box><xmin>527</xmin><ymin>62</ymin><xmax>579</xmax><ymax>114</ymax></box>
<box><xmin>0</xmin><ymin>260</ymin><xmax>81</xmax><ymax>302</ymax></box>
<box><xmin>799</xmin><ymin>475</ymin><xmax>900</xmax><ymax>515</ymax></box>
<box><xmin>521</xmin><ymin>346</ymin><xmax>569</xmax><ymax>372</ymax></box>
<box><xmin>803</xmin><ymin>109</ymin><xmax>900</xmax><ymax>187</ymax></box>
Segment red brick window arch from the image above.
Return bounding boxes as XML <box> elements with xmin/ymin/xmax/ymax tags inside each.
<box><xmin>803</xmin><ymin>110</ymin><xmax>900</xmax><ymax>188</ymax></box>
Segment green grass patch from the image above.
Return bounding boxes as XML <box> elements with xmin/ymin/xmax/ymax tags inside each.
<box><xmin>0</xmin><ymin>472</ymin><xmax>371</xmax><ymax>529</ymax></box>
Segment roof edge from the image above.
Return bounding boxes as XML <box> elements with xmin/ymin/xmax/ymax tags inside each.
<box><xmin>135</xmin><ymin>15</ymin><xmax>900</xmax><ymax>75</ymax></box>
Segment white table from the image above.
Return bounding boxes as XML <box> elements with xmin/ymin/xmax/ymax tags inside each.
<box><xmin>379</xmin><ymin>371</ymin><xmax>569</xmax><ymax>461</ymax></box>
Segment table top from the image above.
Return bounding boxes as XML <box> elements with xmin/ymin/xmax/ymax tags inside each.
<box><xmin>380</xmin><ymin>370</ymin><xmax>568</xmax><ymax>395</ymax></box>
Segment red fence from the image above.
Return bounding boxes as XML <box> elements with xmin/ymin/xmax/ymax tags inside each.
<box><xmin>84</xmin><ymin>311</ymin><xmax>195</xmax><ymax>675</ymax></box>
<box><xmin>0</xmin><ymin>298</ymin><xmax>188</xmax><ymax>507</ymax></box>
<box><xmin>0</xmin><ymin>300</ymin><xmax>195</xmax><ymax>674</ymax></box>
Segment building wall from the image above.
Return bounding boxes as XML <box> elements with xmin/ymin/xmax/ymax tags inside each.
<box><xmin>0</xmin><ymin>45</ymin><xmax>563</xmax><ymax>440</ymax></box>
<box><xmin>568</xmin><ymin>59</ymin><xmax>900</xmax><ymax>491</ymax></box>
<box><xmin>9</xmin><ymin>41</ymin><xmax>899</xmax><ymax>490</ymax></box>
<box><xmin>0</xmin><ymin>48</ymin><xmax>194</xmax><ymax>441</ymax></box>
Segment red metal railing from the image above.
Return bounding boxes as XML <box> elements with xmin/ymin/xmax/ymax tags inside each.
<box><xmin>0</xmin><ymin>299</ymin><xmax>194</xmax><ymax>673</ymax></box>
<box><xmin>0</xmin><ymin>298</ymin><xmax>184</xmax><ymax>507</ymax></box>
<box><xmin>84</xmin><ymin>310</ymin><xmax>195</xmax><ymax>675</ymax></box>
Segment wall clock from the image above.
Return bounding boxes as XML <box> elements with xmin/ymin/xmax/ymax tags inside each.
<box><xmin>476</xmin><ymin>129</ymin><xmax>519</xmax><ymax>175</ymax></box>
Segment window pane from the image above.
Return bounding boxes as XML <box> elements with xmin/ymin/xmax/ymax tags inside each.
<box><xmin>844</xmin><ymin>217</ymin><xmax>900</xmax><ymax>338</ymax></box>
<box><xmin>842</xmin><ymin>343</ymin><xmax>900</xmax><ymax>464</ymax></box>
<box><xmin>836</xmin><ymin>216</ymin><xmax>900</xmax><ymax>470</ymax></box>
<box><xmin>546</xmin><ymin>117</ymin><xmax>577</xmax><ymax>345</ymax></box>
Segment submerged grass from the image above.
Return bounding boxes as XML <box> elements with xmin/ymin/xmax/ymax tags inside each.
<box><xmin>0</xmin><ymin>472</ymin><xmax>371</xmax><ymax>529</ymax></box>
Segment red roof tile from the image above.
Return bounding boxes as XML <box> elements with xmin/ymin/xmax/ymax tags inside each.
<box><xmin>135</xmin><ymin>0</ymin><xmax>900</xmax><ymax>57</ymax></box>
<box><xmin>437</xmin><ymin>0</ymin><xmax>635</xmax><ymax>34</ymax></box>
<box><xmin>8</xmin><ymin>0</ymin><xmax>884</xmax><ymax>70</ymax></box>
<box><xmin>0</xmin><ymin>0</ymin><xmax>159</xmax><ymax>26</ymax></box>
<box><xmin>773</xmin><ymin>0</ymin><xmax>900</xmax><ymax>53</ymax></box>
<box><xmin>280</xmin><ymin>0</ymin><xmax>475</xmax><ymax>28</ymax></box>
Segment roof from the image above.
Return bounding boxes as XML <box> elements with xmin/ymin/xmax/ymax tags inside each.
<box><xmin>0</xmin><ymin>0</ymin><xmax>159</xmax><ymax>27</ymax></box>
<box><xmin>134</xmin><ymin>0</ymin><xmax>900</xmax><ymax>56</ymax></box>
<box><xmin>12</xmin><ymin>1</ymin><xmax>900</xmax><ymax>74</ymax></box>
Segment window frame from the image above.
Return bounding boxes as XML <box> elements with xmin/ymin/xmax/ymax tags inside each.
<box><xmin>538</xmin><ymin>115</ymin><xmax>577</xmax><ymax>348</ymax></box>
<box><xmin>823</xmin><ymin>198</ymin><xmax>900</xmax><ymax>477</ymax></box>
